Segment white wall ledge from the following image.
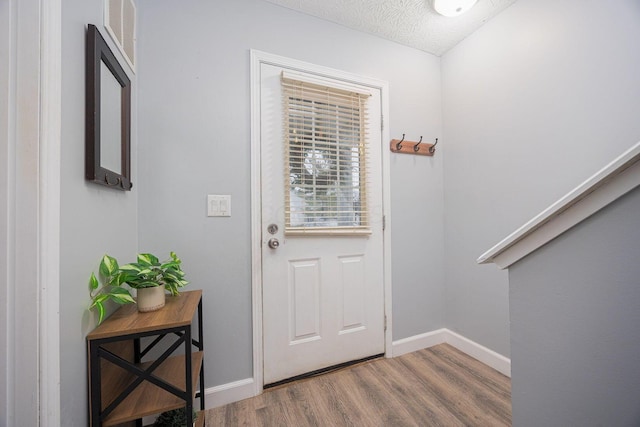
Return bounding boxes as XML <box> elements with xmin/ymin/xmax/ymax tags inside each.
<box><xmin>478</xmin><ymin>141</ymin><xmax>640</xmax><ymax>269</ymax></box>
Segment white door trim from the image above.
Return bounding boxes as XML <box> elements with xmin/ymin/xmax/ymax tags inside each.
<box><xmin>39</xmin><ymin>0</ymin><xmax>62</xmax><ymax>425</ymax></box>
<box><xmin>250</xmin><ymin>50</ymin><xmax>393</xmax><ymax>396</ymax></box>
<box><xmin>3</xmin><ymin>0</ymin><xmax>62</xmax><ymax>425</ymax></box>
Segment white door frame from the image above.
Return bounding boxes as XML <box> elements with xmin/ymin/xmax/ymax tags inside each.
<box><xmin>39</xmin><ymin>1</ymin><xmax>62</xmax><ymax>424</ymax></box>
<box><xmin>2</xmin><ymin>0</ymin><xmax>61</xmax><ymax>425</ymax></box>
<box><xmin>249</xmin><ymin>50</ymin><xmax>393</xmax><ymax>396</ymax></box>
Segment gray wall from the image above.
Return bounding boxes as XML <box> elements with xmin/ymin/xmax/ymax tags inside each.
<box><xmin>60</xmin><ymin>1</ymin><xmax>138</xmax><ymax>425</ymax></box>
<box><xmin>0</xmin><ymin>2</ymin><xmax>10</xmax><ymax>423</ymax></box>
<box><xmin>441</xmin><ymin>0</ymin><xmax>640</xmax><ymax>356</ymax></box>
<box><xmin>136</xmin><ymin>0</ymin><xmax>444</xmax><ymax>387</ymax></box>
<box><xmin>509</xmin><ymin>185</ymin><xmax>640</xmax><ymax>426</ymax></box>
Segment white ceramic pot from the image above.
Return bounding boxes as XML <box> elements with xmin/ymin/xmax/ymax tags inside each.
<box><xmin>137</xmin><ymin>286</ymin><xmax>166</xmax><ymax>312</ymax></box>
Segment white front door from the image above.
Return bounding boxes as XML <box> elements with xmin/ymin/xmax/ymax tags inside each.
<box><xmin>259</xmin><ymin>62</ymin><xmax>385</xmax><ymax>384</ymax></box>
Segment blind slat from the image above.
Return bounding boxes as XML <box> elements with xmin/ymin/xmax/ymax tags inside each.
<box><xmin>283</xmin><ymin>73</ymin><xmax>370</xmax><ymax>233</ymax></box>
<box><xmin>282</xmin><ymin>71</ymin><xmax>372</xmax><ymax>96</ymax></box>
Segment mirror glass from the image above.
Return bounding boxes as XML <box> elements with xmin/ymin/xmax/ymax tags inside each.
<box><xmin>100</xmin><ymin>61</ymin><xmax>122</xmax><ymax>174</ymax></box>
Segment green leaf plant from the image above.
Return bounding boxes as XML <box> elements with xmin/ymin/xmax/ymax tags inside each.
<box><xmin>154</xmin><ymin>407</ymin><xmax>197</xmax><ymax>426</ymax></box>
<box><xmin>88</xmin><ymin>252</ymin><xmax>189</xmax><ymax>324</ymax></box>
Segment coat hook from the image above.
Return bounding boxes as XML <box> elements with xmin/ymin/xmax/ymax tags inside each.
<box><xmin>396</xmin><ymin>134</ymin><xmax>405</xmax><ymax>150</ymax></box>
<box><xmin>413</xmin><ymin>136</ymin><xmax>423</xmax><ymax>152</ymax></box>
<box><xmin>429</xmin><ymin>137</ymin><xmax>439</xmax><ymax>154</ymax></box>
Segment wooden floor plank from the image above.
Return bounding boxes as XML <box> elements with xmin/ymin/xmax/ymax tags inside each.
<box><xmin>402</xmin><ymin>349</ymin><xmax>510</xmax><ymax>426</ymax></box>
<box><xmin>347</xmin><ymin>363</ymin><xmax>419</xmax><ymax>426</ymax></box>
<box><xmin>430</xmin><ymin>344</ymin><xmax>510</xmax><ymax>398</ymax></box>
<box><xmin>203</xmin><ymin>344</ymin><xmax>511</xmax><ymax>426</ymax></box>
<box><xmin>343</xmin><ymin>365</ymin><xmax>419</xmax><ymax>426</ymax></box>
<box><xmin>362</xmin><ymin>359</ymin><xmax>462</xmax><ymax>426</ymax></box>
<box><xmin>427</xmin><ymin>345</ymin><xmax>511</xmax><ymax>422</ymax></box>
<box><xmin>282</xmin><ymin>384</ymin><xmax>321</xmax><ymax>426</ymax></box>
<box><xmin>370</xmin><ymin>356</ymin><xmax>467</xmax><ymax>426</ymax></box>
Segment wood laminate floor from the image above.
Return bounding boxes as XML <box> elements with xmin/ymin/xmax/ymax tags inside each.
<box><xmin>203</xmin><ymin>343</ymin><xmax>511</xmax><ymax>426</ymax></box>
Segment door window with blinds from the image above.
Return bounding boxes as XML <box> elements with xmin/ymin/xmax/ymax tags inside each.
<box><xmin>282</xmin><ymin>72</ymin><xmax>371</xmax><ymax>235</ymax></box>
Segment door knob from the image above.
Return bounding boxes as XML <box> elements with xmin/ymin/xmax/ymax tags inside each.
<box><xmin>267</xmin><ymin>238</ymin><xmax>280</xmax><ymax>249</ymax></box>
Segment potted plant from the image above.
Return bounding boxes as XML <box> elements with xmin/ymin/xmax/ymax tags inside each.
<box><xmin>153</xmin><ymin>407</ymin><xmax>198</xmax><ymax>427</ymax></box>
<box><xmin>89</xmin><ymin>251</ymin><xmax>188</xmax><ymax>324</ymax></box>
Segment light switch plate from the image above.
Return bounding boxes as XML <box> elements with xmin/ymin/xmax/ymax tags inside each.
<box><xmin>207</xmin><ymin>195</ymin><xmax>231</xmax><ymax>217</ymax></box>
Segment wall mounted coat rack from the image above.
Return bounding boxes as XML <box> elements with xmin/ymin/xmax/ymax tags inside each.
<box><xmin>390</xmin><ymin>135</ymin><xmax>439</xmax><ymax>156</ymax></box>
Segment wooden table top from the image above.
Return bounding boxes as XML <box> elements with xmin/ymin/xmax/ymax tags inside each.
<box><xmin>87</xmin><ymin>289</ymin><xmax>202</xmax><ymax>341</ymax></box>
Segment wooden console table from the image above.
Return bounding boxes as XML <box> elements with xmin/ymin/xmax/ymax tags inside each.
<box><xmin>87</xmin><ymin>290</ymin><xmax>205</xmax><ymax>426</ymax></box>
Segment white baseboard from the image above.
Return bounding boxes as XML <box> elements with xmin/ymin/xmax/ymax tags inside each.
<box><xmin>392</xmin><ymin>328</ymin><xmax>511</xmax><ymax>377</ymax></box>
<box><xmin>391</xmin><ymin>328</ymin><xmax>447</xmax><ymax>357</ymax></box>
<box><xmin>204</xmin><ymin>377</ymin><xmax>256</xmax><ymax>409</ymax></box>
<box><xmin>443</xmin><ymin>329</ymin><xmax>511</xmax><ymax>377</ymax></box>
<box><xmin>142</xmin><ymin>378</ymin><xmax>255</xmax><ymax>424</ymax></box>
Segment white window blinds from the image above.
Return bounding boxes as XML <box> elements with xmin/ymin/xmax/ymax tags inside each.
<box><xmin>282</xmin><ymin>72</ymin><xmax>371</xmax><ymax>235</ymax></box>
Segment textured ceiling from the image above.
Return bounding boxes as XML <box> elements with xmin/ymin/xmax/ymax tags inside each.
<box><xmin>263</xmin><ymin>0</ymin><xmax>517</xmax><ymax>56</ymax></box>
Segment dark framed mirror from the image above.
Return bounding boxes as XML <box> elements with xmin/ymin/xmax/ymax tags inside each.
<box><xmin>86</xmin><ymin>23</ymin><xmax>132</xmax><ymax>190</ymax></box>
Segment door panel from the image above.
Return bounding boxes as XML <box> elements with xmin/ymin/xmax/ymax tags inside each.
<box><xmin>289</xmin><ymin>258</ymin><xmax>321</xmax><ymax>342</ymax></box>
<box><xmin>260</xmin><ymin>62</ymin><xmax>384</xmax><ymax>384</ymax></box>
<box><xmin>338</xmin><ymin>255</ymin><xmax>365</xmax><ymax>332</ymax></box>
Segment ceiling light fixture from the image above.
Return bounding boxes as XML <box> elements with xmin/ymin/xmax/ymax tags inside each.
<box><xmin>431</xmin><ymin>0</ymin><xmax>478</xmax><ymax>17</ymax></box>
